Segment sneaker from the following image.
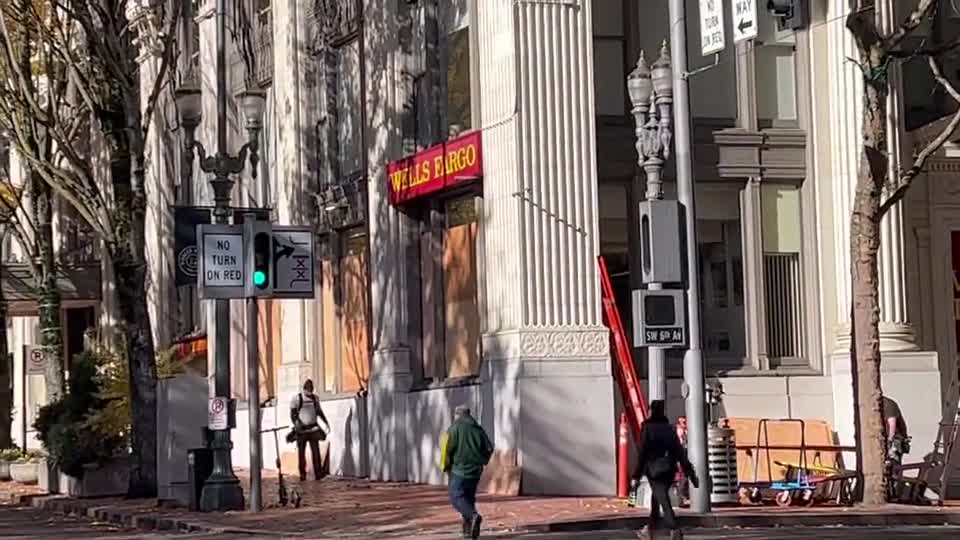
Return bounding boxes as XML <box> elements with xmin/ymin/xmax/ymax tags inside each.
<box><xmin>669</xmin><ymin>529</ymin><xmax>683</xmax><ymax>540</ymax></box>
<box><xmin>637</xmin><ymin>525</ymin><xmax>653</xmax><ymax>539</ymax></box>
<box><xmin>470</xmin><ymin>514</ymin><xmax>483</xmax><ymax>539</ymax></box>
<box><xmin>461</xmin><ymin>518</ymin><xmax>470</xmax><ymax>538</ymax></box>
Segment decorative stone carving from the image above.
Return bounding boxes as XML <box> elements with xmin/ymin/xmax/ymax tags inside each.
<box><xmin>518</xmin><ymin>329</ymin><xmax>609</xmax><ymax>359</ymax></box>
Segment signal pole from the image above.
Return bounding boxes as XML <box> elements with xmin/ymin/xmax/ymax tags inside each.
<box><xmin>243</xmin><ymin>213</ymin><xmax>262</xmax><ymax>512</ymax></box>
<box><xmin>668</xmin><ymin>0</ymin><xmax>710</xmax><ymax>513</ymax></box>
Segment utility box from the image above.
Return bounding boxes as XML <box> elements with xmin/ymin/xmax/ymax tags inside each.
<box><xmin>187</xmin><ymin>447</ymin><xmax>214</xmax><ymax>512</ymax></box>
<box><xmin>633</xmin><ymin>289</ymin><xmax>687</xmax><ymax>348</ymax></box>
<box><xmin>637</xmin><ymin>200</ymin><xmax>683</xmax><ymax>284</ymax></box>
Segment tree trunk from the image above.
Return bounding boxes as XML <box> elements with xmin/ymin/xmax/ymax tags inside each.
<box><xmin>0</xmin><ymin>232</ymin><xmax>13</xmax><ymax>449</ymax></box>
<box><xmin>31</xmin><ymin>176</ymin><xmax>64</xmax><ymax>402</ymax></box>
<box><xmin>102</xmin><ymin>103</ymin><xmax>158</xmax><ymax>498</ymax></box>
<box><xmin>850</xmin><ymin>38</ymin><xmax>890</xmax><ymax>505</ymax></box>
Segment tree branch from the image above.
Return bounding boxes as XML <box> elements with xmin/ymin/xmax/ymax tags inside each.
<box><xmin>883</xmin><ymin>0</ymin><xmax>938</xmax><ymax>50</ymax></box>
<box><xmin>141</xmin><ymin>7</ymin><xmax>179</xmax><ymax>139</ymax></box>
<box><xmin>879</xmin><ymin>55</ymin><xmax>960</xmax><ymax>217</ymax></box>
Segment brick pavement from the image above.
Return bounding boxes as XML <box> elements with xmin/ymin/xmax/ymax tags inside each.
<box><xmin>9</xmin><ymin>471</ymin><xmax>960</xmax><ymax>538</ymax></box>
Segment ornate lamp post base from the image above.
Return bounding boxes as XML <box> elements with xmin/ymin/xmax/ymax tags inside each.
<box><xmin>200</xmin><ymin>478</ymin><xmax>245</xmax><ymax>512</ymax></box>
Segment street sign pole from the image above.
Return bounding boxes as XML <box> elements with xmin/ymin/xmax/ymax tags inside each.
<box><xmin>243</xmin><ymin>213</ymin><xmax>262</xmax><ymax>513</ymax></box>
<box><xmin>672</xmin><ymin>0</ymin><xmax>710</xmax><ymax>514</ymax></box>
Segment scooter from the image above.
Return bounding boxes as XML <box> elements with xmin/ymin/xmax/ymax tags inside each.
<box><xmin>261</xmin><ymin>425</ymin><xmax>302</xmax><ymax>508</ymax></box>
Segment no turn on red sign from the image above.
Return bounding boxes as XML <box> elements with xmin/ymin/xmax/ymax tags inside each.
<box><xmin>209</xmin><ymin>396</ymin><xmax>229</xmax><ymax>431</ymax></box>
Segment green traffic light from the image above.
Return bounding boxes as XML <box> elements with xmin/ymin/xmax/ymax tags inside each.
<box><xmin>253</xmin><ymin>270</ymin><xmax>267</xmax><ymax>287</ymax></box>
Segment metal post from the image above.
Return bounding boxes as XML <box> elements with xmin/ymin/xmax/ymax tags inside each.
<box><xmin>200</xmin><ymin>0</ymin><xmax>244</xmax><ymax>512</ymax></box>
<box><xmin>668</xmin><ymin>0</ymin><xmax>709</xmax><ymax>513</ymax></box>
<box><xmin>644</xmin><ymin>150</ymin><xmax>666</xmax><ymax>402</ymax></box>
<box><xmin>244</xmin><ymin>214</ymin><xmax>262</xmax><ymax>512</ymax></box>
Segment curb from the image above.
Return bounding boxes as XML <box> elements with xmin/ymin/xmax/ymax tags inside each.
<box><xmin>29</xmin><ymin>496</ymin><xmax>301</xmax><ymax>536</ymax></box>
<box><xmin>31</xmin><ymin>496</ymin><xmax>220</xmax><ymax>534</ymax></box>
<box><xmin>524</xmin><ymin>510</ymin><xmax>960</xmax><ymax>533</ymax></box>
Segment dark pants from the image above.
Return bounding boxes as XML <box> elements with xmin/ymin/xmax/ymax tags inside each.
<box><xmin>649</xmin><ymin>479</ymin><xmax>677</xmax><ymax>531</ymax></box>
<box><xmin>296</xmin><ymin>430</ymin><xmax>323</xmax><ymax>480</ymax></box>
<box><xmin>448</xmin><ymin>474</ymin><xmax>480</xmax><ymax>523</ymax></box>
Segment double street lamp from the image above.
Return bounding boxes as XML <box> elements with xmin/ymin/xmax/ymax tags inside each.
<box><xmin>626</xmin><ymin>43</ymin><xmax>673</xmax><ymax>403</ymax></box>
<box><xmin>627</xmin><ymin>43</ymin><xmax>673</xmax><ymax>202</ymax></box>
<box><xmin>174</xmin><ymin>0</ymin><xmax>266</xmax><ymax>513</ymax></box>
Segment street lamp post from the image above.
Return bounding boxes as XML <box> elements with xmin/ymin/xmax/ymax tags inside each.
<box><xmin>175</xmin><ymin>0</ymin><xmax>265</xmax><ymax>513</ymax></box>
<box><xmin>627</xmin><ymin>44</ymin><xmax>674</xmax><ymax>403</ymax></box>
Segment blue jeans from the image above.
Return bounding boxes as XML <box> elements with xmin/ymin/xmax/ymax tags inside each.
<box><xmin>448</xmin><ymin>474</ymin><xmax>480</xmax><ymax>522</ymax></box>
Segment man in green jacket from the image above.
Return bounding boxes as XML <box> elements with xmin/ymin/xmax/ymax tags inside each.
<box><xmin>441</xmin><ymin>405</ymin><xmax>493</xmax><ymax>539</ymax></box>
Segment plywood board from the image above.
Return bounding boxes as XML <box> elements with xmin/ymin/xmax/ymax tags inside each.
<box><xmin>479</xmin><ymin>449</ymin><xmax>521</xmax><ymax>496</ymax></box>
<box><xmin>725</xmin><ymin>417</ymin><xmax>842</xmax><ymax>484</ymax></box>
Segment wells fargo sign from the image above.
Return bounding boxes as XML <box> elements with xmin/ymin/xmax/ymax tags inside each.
<box><xmin>387</xmin><ymin>131</ymin><xmax>483</xmax><ymax>205</ymax></box>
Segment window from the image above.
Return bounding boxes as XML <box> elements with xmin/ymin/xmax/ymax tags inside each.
<box><xmin>254</xmin><ymin>0</ymin><xmax>273</xmax><ymax>84</ymax></box>
<box><xmin>756</xmin><ymin>7</ymin><xmax>797</xmax><ymax>124</ymax></box>
<box><xmin>335</xmin><ymin>39</ymin><xmax>363</xmax><ymax>179</ymax></box>
<box><xmin>698</xmin><ymin>219</ymin><xmax>745</xmax><ymax>362</ymax></box>
<box><xmin>442</xmin><ymin>196</ymin><xmax>480</xmax><ymax>377</ymax></box>
<box><xmin>591</xmin><ymin>1</ymin><xmax>626</xmax><ymax>116</ymax></box>
<box><xmin>421</xmin><ymin>194</ymin><xmax>481</xmax><ymax>381</ymax></box>
<box><xmin>444</xmin><ymin>0</ymin><xmax>471</xmax><ymax>136</ymax></box>
<box><xmin>761</xmin><ymin>183</ymin><xmax>804</xmax><ymax>362</ymax></box>
<box><xmin>189</xmin><ymin>0</ymin><xmax>201</xmax><ymax>77</ymax></box>
<box><xmin>399</xmin><ymin>0</ymin><xmax>475</xmax><ymax>150</ymax></box>
<box><xmin>318</xmin><ymin>229</ymin><xmax>370</xmax><ymax>394</ymax></box>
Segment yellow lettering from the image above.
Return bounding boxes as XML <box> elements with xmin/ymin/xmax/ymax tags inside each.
<box><xmin>464</xmin><ymin>144</ymin><xmax>476</xmax><ymax>167</ymax></box>
<box><xmin>954</xmin><ymin>271</ymin><xmax>960</xmax><ymax>294</ymax></box>
<box><xmin>434</xmin><ymin>156</ymin><xmax>444</xmax><ymax>178</ymax></box>
<box><xmin>390</xmin><ymin>170</ymin><xmax>405</xmax><ymax>192</ymax></box>
<box><xmin>421</xmin><ymin>161</ymin><xmax>432</xmax><ymax>184</ymax></box>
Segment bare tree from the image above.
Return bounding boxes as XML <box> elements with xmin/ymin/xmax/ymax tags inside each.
<box><xmin>845</xmin><ymin>0</ymin><xmax>960</xmax><ymax>504</ymax></box>
<box><xmin>0</xmin><ymin>0</ymin><xmax>68</xmax><ymax>410</ymax></box>
<box><xmin>0</xmin><ymin>0</ymin><xmax>178</xmax><ymax>497</ymax></box>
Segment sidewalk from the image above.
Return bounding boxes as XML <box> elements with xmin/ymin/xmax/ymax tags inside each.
<box><xmin>12</xmin><ymin>472</ymin><xmax>960</xmax><ymax>538</ymax></box>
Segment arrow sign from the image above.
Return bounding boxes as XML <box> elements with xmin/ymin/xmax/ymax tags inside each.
<box><xmin>733</xmin><ymin>0</ymin><xmax>758</xmax><ymax>44</ymax></box>
<box><xmin>271</xmin><ymin>226</ymin><xmax>315</xmax><ymax>299</ymax></box>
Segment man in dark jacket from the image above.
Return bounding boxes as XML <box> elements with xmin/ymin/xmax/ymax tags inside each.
<box><xmin>441</xmin><ymin>405</ymin><xmax>493</xmax><ymax>539</ymax></box>
<box><xmin>634</xmin><ymin>400</ymin><xmax>699</xmax><ymax>540</ymax></box>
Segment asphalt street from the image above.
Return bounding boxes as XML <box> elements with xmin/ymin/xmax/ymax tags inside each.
<box><xmin>1</xmin><ymin>506</ymin><xmax>959</xmax><ymax>539</ymax></box>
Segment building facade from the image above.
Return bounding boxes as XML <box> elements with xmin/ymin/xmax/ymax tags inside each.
<box><xmin>153</xmin><ymin>0</ymin><xmax>959</xmax><ymax>496</ymax></box>
<box><xmin>6</xmin><ymin>0</ymin><xmax>956</xmax><ymax>496</ymax></box>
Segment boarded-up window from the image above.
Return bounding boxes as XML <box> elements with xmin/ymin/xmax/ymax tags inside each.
<box><xmin>256</xmin><ymin>299</ymin><xmax>278</xmax><ymax>399</ymax></box>
<box><xmin>320</xmin><ymin>257</ymin><xmax>338</xmax><ymax>393</ymax></box>
<box><xmin>340</xmin><ymin>232</ymin><xmax>369</xmax><ymax>392</ymax></box>
<box><xmin>443</xmin><ymin>197</ymin><xmax>480</xmax><ymax>377</ymax></box>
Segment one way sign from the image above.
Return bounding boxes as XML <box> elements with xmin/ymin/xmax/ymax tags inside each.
<box><xmin>733</xmin><ymin>0</ymin><xmax>758</xmax><ymax>44</ymax></box>
<box><xmin>271</xmin><ymin>226</ymin><xmax>315</xmax><ymax>299</ymax></box>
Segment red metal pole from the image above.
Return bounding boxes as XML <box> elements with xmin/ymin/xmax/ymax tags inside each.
<box><xmin>617</xmin><ymin>412</ymin><xmax>630</xmax><ymax>498</ymax></box>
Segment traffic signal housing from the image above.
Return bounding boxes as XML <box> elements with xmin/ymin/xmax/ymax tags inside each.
<box><xmin>244</xmin><ymin>220</ymin><xmax>273</xmax><ymax>297</ymax></box>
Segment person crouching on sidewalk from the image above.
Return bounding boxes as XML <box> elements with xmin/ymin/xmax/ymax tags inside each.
<box><xmin>440</xmin><ymin>405</ymin><xmax>493</xmax><ymax>539</ymax></box>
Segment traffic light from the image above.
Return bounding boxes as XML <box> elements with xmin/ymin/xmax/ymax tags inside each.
<box><xmin>767</xmin><ymin>0</ymin><xmax>808</xmax><ymax>31</ymax></box>
<box><xmin>244</xmin><ymin>220</ymin><xmax>273</xmax><ymax>297</ymax></box>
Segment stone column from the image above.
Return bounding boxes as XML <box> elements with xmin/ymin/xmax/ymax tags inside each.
<box><xmin>826</xmin><ymin>0</ymin><xmax>861</xmax><ymax>351</ymax></box>
<box><xmin>270</xmin><ymin>0</ymin><xmax>316</xmax><ymax>403</ymax></box>
<box><xmin>477</xmin><ymin>0</ymin><xmax>614</xmax><ymax>496</ymax></box>
<box><xmin>740</xmin><ymin>178</ymin><xmax>770</xmax><ymax>370</ymax></box>
<box><xmin>875</xmin><ymin>0</ymin><xmax>917</xmax><ymax>351</ymax></box>
<box><xmin>828</xmin><ymin>0</ymin><xmax>917</xmax><ymax>352</ymax></box>
<box><xmin>139</xmin><ymin>49</ymin><xmax>178</xmax><ymax>349</ymax></box>
<box><xmin>365</xmin><ymin>0</ymin><xmax>413</xmax><ymax>482</ymax></box>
